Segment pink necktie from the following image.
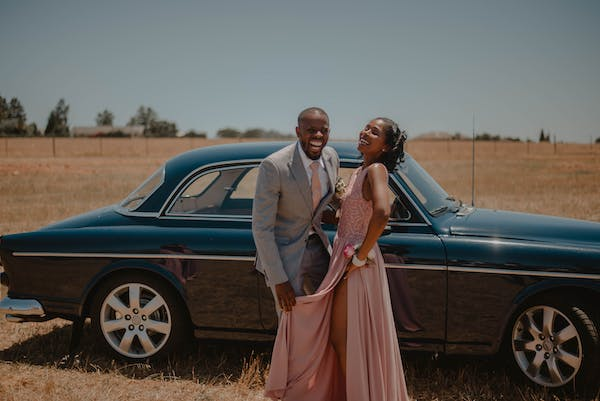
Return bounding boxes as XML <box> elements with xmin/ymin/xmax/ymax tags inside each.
<box><xmin>310</xmin><ymin>161</ymin><xmax>321</xmax><ymax>211</ymax></box>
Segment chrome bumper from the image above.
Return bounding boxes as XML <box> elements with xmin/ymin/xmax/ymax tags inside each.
<box><xmin>0</xmin><ymin>296</ymin><xmax>46</xmax><ymax>323</ymax></box>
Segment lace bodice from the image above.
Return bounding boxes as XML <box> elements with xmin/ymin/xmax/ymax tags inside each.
<box><xmin>337</xmin><ymin>166</ymin><xmax>372</xmax><ymax>244</ymax></box>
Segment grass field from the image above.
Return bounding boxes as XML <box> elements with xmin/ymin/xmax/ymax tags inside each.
<box><xmin>0</xmin><ymin>138</ymin><xmax>599</xmax><ymax>400</ymax></box>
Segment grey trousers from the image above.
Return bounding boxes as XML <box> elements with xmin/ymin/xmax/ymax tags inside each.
<box><xmin>270</xmin><ymin>234</ymin><xmax>330</xmax><ymax>315</ymax></box>
<box><xmin>293</xmin><ymin>234</ymin><xmax>330</xmax><ymax>296</ymax></box>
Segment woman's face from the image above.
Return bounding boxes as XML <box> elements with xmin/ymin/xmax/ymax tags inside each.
<box><xmin>357</xmin><ymin>119</ymin><xmax>389</xmax><ymax>156</ymax></box>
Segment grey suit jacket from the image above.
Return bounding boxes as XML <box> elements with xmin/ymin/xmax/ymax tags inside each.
<box><xmin>252</xmin><ymin>143</ymin><xmax>339</xmax><ymax>286</ymax></box>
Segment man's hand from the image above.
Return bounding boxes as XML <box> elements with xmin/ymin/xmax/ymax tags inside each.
<box><xmin>275</xmin><ymin>281</ymin><xmax>296</xmax><ymax>312</ymax></box>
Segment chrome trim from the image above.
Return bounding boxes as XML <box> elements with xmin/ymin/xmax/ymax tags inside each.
<box><xmin>10</xmin><ymin>250</ymin><xmax>600</xmax><ymax>280</ymax></box>
<box><xmin>387</xmin><ymin>221</ymin><xmax>429</xmax><ymax>227</ymax></box>
<box><xmin>159</xmin><ymin>214</ymin><xmax>252</xmax><ymax>222</ymax></box>
<box><xmin>449</xmin><ymin>266</ymin><xmax>600</xmax><ymax>280</ymax></box>
<box><xmin>386</xmin><ymin>264</ymin><xmax>446</xmax><ymax>271</ymax></box>
<box><xmin>0</xmin><ymin>296</ymin><xmax>45</xmax><ymax>317</ymax></box>
<box><xmin>12</xmin><ymin>251</ymin><xmax>255</xmax><ymax>262</ymax></box>
<box><xmin>385</xmin><ymin>264</ymin><xmax>600</xmax><ymax>280</ymax></box>
<box><xmin>115</xmin><ymin>209</ymin><xmax>160</xmax><ymax>218</ymax></box>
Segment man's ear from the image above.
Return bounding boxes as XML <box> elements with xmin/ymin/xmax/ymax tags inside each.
<box><xmin>295</xmin><ymin>127</ymin><xmax>300</xmax><ymax>137</ymax></box>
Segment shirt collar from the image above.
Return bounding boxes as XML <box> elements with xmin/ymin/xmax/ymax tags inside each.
<box><xmin>296</xmin><ymin>141</ymin><xmax>325</xmax><ymax>170</ymax></box>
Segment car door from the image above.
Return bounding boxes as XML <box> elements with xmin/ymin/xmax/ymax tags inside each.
<box><xmin>336</xmin><ymin>164</ymin><xmax>448</xmax><ymax>352</ymax></box>
<box><xmin>159</xmin><ymin>162</ymin><xmax>273</xmax><ymax>334</ymax></box>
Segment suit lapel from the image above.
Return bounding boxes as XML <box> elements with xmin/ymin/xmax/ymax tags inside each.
<box><xmin>289</xmin><ymin>144</ymin><xmax>313</xmax><ymax>211</ymax></box>
<box><xmin>324</xmin><ymin>149</ymin><xmax>336</xmax><ymax>195</ymax></box>
<box><xmin>314</xmin><ymin>148</ymin><xmax>336</xmax><ymax>212</ymax></box>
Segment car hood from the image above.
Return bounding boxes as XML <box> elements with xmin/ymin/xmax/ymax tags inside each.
<box><xmin>449</xmin><ymin>208</ymin><xmax>600</xmax><ymax>247</ymax></box>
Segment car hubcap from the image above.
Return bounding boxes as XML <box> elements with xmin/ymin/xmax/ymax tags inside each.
<box><xmin>512</xmin><ymin>305</ymin><xmax>582</xmax><ymax>387</ymax></box>
<box><xmin>100</xmin><ymin>283</ymin><xmax>171</xmax><ymax>358</ymax></box>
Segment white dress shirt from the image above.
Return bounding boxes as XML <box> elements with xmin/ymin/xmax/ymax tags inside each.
<box><xmin>297</xmin><ymin>141</ymin><xmax>329</xmax><ymax>202</ymax></box>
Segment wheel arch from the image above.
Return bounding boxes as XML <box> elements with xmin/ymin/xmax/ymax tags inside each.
<box><xmin>495</xmin><ymin>279</ymin><xmax>600</xmax><ymax>354</ymax></box>
<box><xmin>79</xmin><ymin>259</ymin><xmax>191</xmax><ymax>321</ymax></box>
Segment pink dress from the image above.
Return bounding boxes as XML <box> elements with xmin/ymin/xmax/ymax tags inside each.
<box><xmin>265</xmin><ymin>166</ymin><xmax>410</xmax><ymax>401</ymax></box>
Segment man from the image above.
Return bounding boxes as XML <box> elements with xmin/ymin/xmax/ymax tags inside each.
<box><xmin>252</xmin><ymin>107</ymin><xmax>339</xmax><ymax>313</ymax></box>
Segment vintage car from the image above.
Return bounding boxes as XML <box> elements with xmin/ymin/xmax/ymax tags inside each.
<box><xmin>0</xmin><ymin>142</ymin><xmax>599</xmax><ymax>390</ymax></box>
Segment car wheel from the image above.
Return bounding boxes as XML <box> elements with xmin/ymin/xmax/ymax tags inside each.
<box><xmin>91</xmin><ymin>273</ymin><xmax>191</xmax><ymax>360</ymax></box>
<box><xmin>510</xmin><ymin>300</ymin><xmax>599</xmax><ymax>391</ymax></box>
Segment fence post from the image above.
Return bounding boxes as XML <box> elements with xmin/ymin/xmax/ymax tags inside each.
<box><xmin>52</xmin><ymin>137</ymin><xmax>56</xmax><ymax>157</ymax></box>
<box><xmin>4</xmin><ymin>137</ymin><xmax>7</xmax><ymax>157</ymax></box>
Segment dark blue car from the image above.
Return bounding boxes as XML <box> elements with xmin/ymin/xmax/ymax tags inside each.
<box><xmin>1</xmin><ymin>142</ymin><xmax>599</xmax><ymax>390</ymax></box>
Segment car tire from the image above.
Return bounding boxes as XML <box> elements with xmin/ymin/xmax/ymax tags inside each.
<box><xmin>509</xmin><ymin>298</ymin><xmax>599</xmax><ymax>393</ymax></box>
<box><xmin>90</xmin><ymin>272</ymin><xmax>191</xmax><ymax>361</ymax></box>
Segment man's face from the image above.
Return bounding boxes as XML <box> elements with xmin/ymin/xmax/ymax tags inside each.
<box><xmin>296</xmin><ymin>111</ymin><xmax>329</xmax><ymax>160</ymax></box>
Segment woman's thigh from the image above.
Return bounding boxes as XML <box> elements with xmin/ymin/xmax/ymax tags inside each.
<box><xmin>330</xmin><ymin>278</ymin><xmax>348</xmax><ymax>349</ymax></box>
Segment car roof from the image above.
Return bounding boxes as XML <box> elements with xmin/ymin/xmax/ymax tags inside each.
<box><xmin>164</xmin><ymin>141</ymin><xmax>362</xmax><ymax>179</ymax></box>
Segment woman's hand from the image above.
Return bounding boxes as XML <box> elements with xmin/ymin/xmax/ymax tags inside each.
<box><xmin>344</xmin><ymin>260</ymin><xmax>368</xmax><ymax>278</ymax></box>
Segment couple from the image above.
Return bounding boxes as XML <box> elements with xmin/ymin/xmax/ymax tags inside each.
<box><xmin>252</xmin><ymin>107</ymin><xmax>410</xmax><ymax>401</ymax></box>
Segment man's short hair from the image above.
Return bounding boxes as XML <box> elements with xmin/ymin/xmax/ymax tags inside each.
<box><xmin>297</xmin><ymin>107</ymin><xmax>328</xmax><ymax>126</ymax></box>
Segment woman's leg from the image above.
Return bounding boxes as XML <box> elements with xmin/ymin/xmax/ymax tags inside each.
<box><xmin>330</xmin><ymin>277</ymin><xmax>348</xmax><ymax>377</ymax></box>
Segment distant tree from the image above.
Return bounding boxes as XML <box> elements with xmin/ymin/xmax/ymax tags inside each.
<box><xmin>476</xmin><ymin>132</ymin><xmax>500</xmax><ymax>141</ymax></box>
<box><xmin>0</xmin><ymin>95</ymin><xmax>28</xmax><ymax>135</ymax></box>
<box><xmin>242</xmin><ymin>128</ymin><xmax>266</xmax><ymax>138</ymax></box>
<box><xmin>261</xmin><ymin>129</ymin><xmax>294</xmax><ymax>139</ymax></box>
<box><xmin>95</xmin><ymin>109</ymin><xmax>115</xmax><ymax>126</ymax></box>
<box><xmin>44</xmin><ymin>98</ymin><xmax>70</xmax><ymax>136</ymax></box>
<box><xmin>539</xmin><ymin>129</ymin><xmax>550</xmax><ymax>142</ymax></box>
<box><xmin>146</xmin><ymin>120</ymin><xmax>177</xmax><ymax>137</ymax></box>
<box><xmin>183</xmin><ymin>130</ymin><xmax>207</xmax><ymax>138</ymax></box>
<box><xmin>26</xmin><ymin>122</ymin><xmax>41</xmax><ymax>136</ymax></box>
<box><xmin>216</xmin><ymin>127</ymin><xmax>242</xmax><ymax>138</ymax></box>
<box><xmin>127</xmin><ymin>106</ymin><xmax>158</xmax><ymax>131</ymax></box>
<box><xmin>0</xmin><ymin>95</ymin><xmax>8</xmax><ymax>121</ymax></box>
<box><xmin>8</xmin><ymin>97</ymin><xmax>26</xmax><ymax>126</ymax></box>
<box><xmin>596</xmin><ymin>137</ymin><xmax>600</xmax><ymax>144</ymax></box>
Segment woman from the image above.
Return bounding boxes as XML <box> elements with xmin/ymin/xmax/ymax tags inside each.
<box><xmin>265</xmin><ymin>118</ymin><xmax>409</xmax><ymax>401</ymax></box>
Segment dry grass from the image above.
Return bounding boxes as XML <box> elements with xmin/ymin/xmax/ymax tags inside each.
<box><xmin>1</xmin><ymin>139</ymin><xmax>599</xmax><ymax>400</ymax></box>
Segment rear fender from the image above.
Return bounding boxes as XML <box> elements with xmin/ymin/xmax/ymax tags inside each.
<box><xmin>79</xmin><ymin>259</ymin><xmax>187</xmax><ymax>317</ymax></box>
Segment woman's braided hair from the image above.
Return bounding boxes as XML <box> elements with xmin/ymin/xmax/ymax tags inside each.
<box><xmin>375</xmin><ymin>117</ymin><xmax>407</xmax><ymax>172</ymax></box>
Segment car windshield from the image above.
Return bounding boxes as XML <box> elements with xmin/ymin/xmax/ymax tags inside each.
<box><xmin>120</xmin><ymin>166</ymin><xmax>165</xmax><ymax>211</ymax></box>
<box><xmin>394</xmin><ymin>156</ymin><xmax>455</xmax><ymax>216</ymax></box>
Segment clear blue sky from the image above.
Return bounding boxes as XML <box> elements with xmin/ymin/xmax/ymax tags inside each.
<box><xmin>1</xmin><ymin>0</ymin><xmax>599</xmax><ymax>142</ymax></box>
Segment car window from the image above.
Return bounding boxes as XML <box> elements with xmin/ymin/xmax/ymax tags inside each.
<box><xmin>168</xmin><ymin>166</ymin><xmax>258</xmax><ymax>216</ymax></box>
<box><xmin>395</xmin><ymin>156</ymin><xmax>453</xmax><ymax>216</ymax></box>
<box><xmin>338</xmin><ymin>167</ymin><xmax>411</xmax><ymax>222</ymax></box>
<box><xmin>121</xmin><ymin>166</ymin><xmax>165</xmax><ymax>211</ymax></box>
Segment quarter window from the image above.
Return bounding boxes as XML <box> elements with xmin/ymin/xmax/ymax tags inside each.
<box><xmin>121</xmin><ymin>167</ymin><xmax>164</xmax><ymax>211</ymax></box>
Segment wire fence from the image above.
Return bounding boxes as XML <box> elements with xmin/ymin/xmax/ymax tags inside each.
<box><xmin>1</xmin><ymin>137</ymin><xmax>598</xmax><ymax>159</ymax></box>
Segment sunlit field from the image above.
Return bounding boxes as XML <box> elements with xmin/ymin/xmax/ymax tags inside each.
<box><xmin>1</xmin><ymin>138</ymin><xmax>599</xmax><ymax>400</ymax></box>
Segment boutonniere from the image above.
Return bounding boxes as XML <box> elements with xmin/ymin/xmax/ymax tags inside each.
<box><xmin>334</xmin><ymin>176</ymin><xmax>347</xmax><ymax>198</ymax></box>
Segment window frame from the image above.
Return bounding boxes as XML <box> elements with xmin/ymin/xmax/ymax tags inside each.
<box><xmin>163</xmin><ymin>163</ymin><xmax>260</xmax><ymax>220</ymax></box>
